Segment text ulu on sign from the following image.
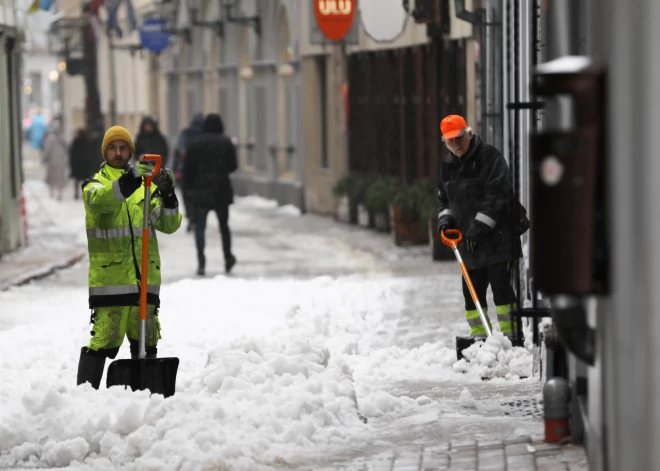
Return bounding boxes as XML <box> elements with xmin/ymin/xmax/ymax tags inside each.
<box><xmin>319</xmin><ymin>0</ymin><xmax>353</xmax><ymax>15</ymax></box>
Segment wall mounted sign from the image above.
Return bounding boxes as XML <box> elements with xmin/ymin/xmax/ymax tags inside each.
<box><xmin>139</xmin><ymin>18</ymin><xmax>171</xmax><ymax>53</ymax></box>
<box><xmin>314</xmin><ymin>0</ymin><xmax>357</xmax><ymax>42</ymax></box>
<box><xmin>359</xmin><ymin>0</ymin><xmax>406</xmax><ymax>42</ymax></box>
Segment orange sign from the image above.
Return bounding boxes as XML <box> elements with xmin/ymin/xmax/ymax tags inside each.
<box><xmin>314</xmin><ymin>0</ymin><xmax>356</xmax><ymax>42</ymax></box>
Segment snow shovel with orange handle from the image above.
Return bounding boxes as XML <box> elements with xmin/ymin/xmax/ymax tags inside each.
<box><xmin>441</xmin><ymin>228</ymin><xmax>492</xmax><ymax>338</ymax></box>
<box><xmin>106</xmin><ymin>154</ymin><xmax>180</xmax><ymax>397</ymax></box>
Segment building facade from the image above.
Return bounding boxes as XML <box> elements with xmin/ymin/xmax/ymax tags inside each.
<box><xmin>20</xmin><ymin>9</ymin><xmax>61</xmax><ymax>125</ymax></box>
<box><xmin>159</xmin><ymin>0</ymin><xmax>304</xmax><ymax>209</ymax></box>
<box><xmin>0</xmin><ymin>0</ymin><xmax>25</xmax><ymax>254</ymax></box>
<box><xmin>58</xmin><ymin>0</ymin><xmax>156</xmax><ymax>144</ymax></box>
<box><xmin>300</xmin><ymin>0</ymin><xmax>476</xmax><ymax>215</ymax></box>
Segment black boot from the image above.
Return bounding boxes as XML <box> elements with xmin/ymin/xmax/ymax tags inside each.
<box><xmin>225</xmin><ymin>254</ymin><xmax>236</xmax><ymax>274</ymax></box>
<box><xmin>76</xmin><ymin>347</ymin><xmax>106</xmax><ymax>389</ymax></box>
<box><xmin>197</xmin><ymin>254</ymin><xmax>205</xmax><ymax>276</ymax></box>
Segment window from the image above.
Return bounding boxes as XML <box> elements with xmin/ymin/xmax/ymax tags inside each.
<box><xmin>246</xmin><ymin>83</ymin><xmax>256</xmax><ymax>168</ymax></box>
<box><xmin>186</xmin><ymin>73</ymin><xmax>204</xmax><ymax>118</ymax></box>
<box><xmin>317</xmin><ymin>57</ymin><xmax>328</xmax><ymax>169</ymax></box>
<box><xmin>219</xmin><ymin>87</ymin><xmax>228</xmax><ymax>116</ymax></box>
<box><xmin>219</xmin><ymin>37</ymin><xmax>228</xmax><ymax>64</ymax></box>
<box><xmin>167</xmin><ymin>75</ymin><xmax>180</xmax><ymax>137</ymax></box>
<box><xmin>29</xmin><ymin>71</ymin><xmax>42</xmax><ymax>107</ymax></box>
<box><xmin>284</xmin><ymin>78</ymin><xmax>296</xmax><ymax>174</ymax></box>
<box><xmin>254</xmin><ymin>86</ymin><xmax>266</xmax><ymax>171</ymax></box>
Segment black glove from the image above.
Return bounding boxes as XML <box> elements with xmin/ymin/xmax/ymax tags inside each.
<box><xmin>153</xmin><ymin>168</ymin><xmax>178</xmax><ymax>209</ymax></box>
<box><xmin>117</xmin><ymin>166</ymin><xmax>142</xmax><ymax>199</ymax></box>
<box><xmin>437</xmin><ymin>214</ymin><xmax>457</xmax><ymax>234</ymax></box>
<box><xmin>465</xmin><ymin>219</ymin><xmax>493</xmax><ymax>252</ymax></box>
<box><xmin>153</xmin><ymin>168</ymin><xmax>175</xmax><ymax>195</ymax></box>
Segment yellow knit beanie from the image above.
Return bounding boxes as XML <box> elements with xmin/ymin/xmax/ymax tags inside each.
<box><xmin>101</xmin><ymin>126</ymin><xmax>134</xmax><ymax>158</ymax></box>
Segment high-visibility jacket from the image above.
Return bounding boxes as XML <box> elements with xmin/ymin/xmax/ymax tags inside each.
<box><xmin>82</xmin><ymin>163</ymin><xmax>182</xmax><ymax>309</ymax></box>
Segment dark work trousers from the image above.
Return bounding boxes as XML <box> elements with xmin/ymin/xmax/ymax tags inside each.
<box><xmin>195</xmin><ymin>204</ymin><xmax>232</xmax><ymax>262</ymax></box>
<box><xmin>462</xmin><ymin>261</ymin><xmax>519</xmax><ymax>337</ymax></box>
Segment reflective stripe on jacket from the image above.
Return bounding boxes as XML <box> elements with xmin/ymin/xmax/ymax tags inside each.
<box><xmin>82</xmin><ymin>163</ymin><xmax>182</xmax><ymax>308</ymax></box>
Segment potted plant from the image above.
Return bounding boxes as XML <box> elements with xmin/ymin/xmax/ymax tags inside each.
<box><xmin>364</xmin><ymin>176</ymin><xmax>397</xmax><ymax>232</ymax></box>
<box><xmin>354</xmin><ymin>174</ymin><xmax>374</xmax><ymax>228</ymax></box>
<box><xmin>390</xmin><ymin>179</ymin><xmax>430</xmax><ymax>246</ymax></box>
<box><xmin>332</xmin><ymin>175</ymin><xmax>352</xmax><ymax>223</ymax></box>
<box><xmin>332</xmin><ymin>173</ymin><xmax>367</xmax><ymax>225</ymax></box>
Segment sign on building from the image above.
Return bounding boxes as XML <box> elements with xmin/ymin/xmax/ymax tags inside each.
<box><xmin>310</xmin><ymin>0</ymin><xmax>358</xmax><ymax>45</ymax></box>
<box><xmin>359</xmin><ymin>0</ymin><xmax>407</xmax><ymax>42</ymax></box>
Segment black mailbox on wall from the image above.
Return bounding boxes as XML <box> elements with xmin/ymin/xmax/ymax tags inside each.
<box><xmin>530</xmin><ymin>59</ymin><xmax>609</xmax><ymax>296</ymax></box>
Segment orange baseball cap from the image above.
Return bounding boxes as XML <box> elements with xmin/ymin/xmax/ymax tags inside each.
<box><xmin>440</xmin><ymin>115</ymin><xmax>468</xmax><ymax>140</ymax></box>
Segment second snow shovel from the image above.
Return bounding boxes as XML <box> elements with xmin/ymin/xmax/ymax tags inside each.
<box><xmin>441</xmin><ymin>228</ymin><xmax>492</xmax><ymax>362</ymax></box>
<box><xmin>106</xmin><ymin>154</ymin><xmax>180</xmax><ymax>398</ymax></box>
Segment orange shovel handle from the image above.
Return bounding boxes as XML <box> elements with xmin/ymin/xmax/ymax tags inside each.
<box><xmin>140</xmin><ymin>154</ymin><xmax>162</xmax><ymax>188</ymax></box>
<box><xmin>139</xmin><ymin>154</ymin><xmax>162</xmax><ymax>322</ymax></box>
<box><xmin>440</xmin><ymin>228</ymin><xmax>463</xmax><ymax>248</ymax></box>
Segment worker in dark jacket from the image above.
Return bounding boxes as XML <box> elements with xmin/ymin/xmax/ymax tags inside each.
<box><xmin>436</xmin><ymin>115</ymin><xmax>522</xmax><ymax>340</ymax></box>
<box><xmin>183</xmin><ymin>113</ymin><xmax>238</xmax><ymax>276</ymax></box>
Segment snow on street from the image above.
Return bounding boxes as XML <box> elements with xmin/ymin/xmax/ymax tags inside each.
<box><xmin>0</xmin><ymin>164</ymin><xmax>575</xmax><ymax>470</ymax></box>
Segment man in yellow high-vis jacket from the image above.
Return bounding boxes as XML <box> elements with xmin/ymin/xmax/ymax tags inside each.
<box><xmin>76</xmin><ymin>125</ymin><xmax>182</xmax><ymax>389</ymax></box>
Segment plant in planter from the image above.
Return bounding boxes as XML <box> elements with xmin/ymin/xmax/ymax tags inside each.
<box><xmin>332</xmin><ymin>175</ymin><xmax>352</xmax><ymax>223</ymax></box>
<box><xmin>333</xmin><ymin>173</ymin><xmax>368</xmax><ymax>224</ymax></box>
<box><xmin>354</xmin><ymin>174</ymin><xmax>376</xmax><ymax>228</ymax></box>
<box><xmin>390</xmin><ymin>179</ymin><xmax>432</xmax><ymax>246</ymax></box>
<box><xmin>364</xmin><ymin>176</ymin><xmax>397</xmax><ymax>232</ymax></box>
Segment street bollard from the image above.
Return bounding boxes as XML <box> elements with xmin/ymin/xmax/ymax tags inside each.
<box><xmin>543</xmin><ymin>377</ymin><xmax>570</xmax><ymax>442</ymax></box>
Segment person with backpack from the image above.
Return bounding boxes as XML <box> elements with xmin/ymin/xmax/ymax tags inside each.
<box><xmin>436</xmin><ymin>114</ymin><xmax>525</xmax><ymax>343</ymax></box>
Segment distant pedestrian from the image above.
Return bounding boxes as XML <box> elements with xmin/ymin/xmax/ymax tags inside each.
<box><xmin>28</xmin><ymin>108</ymin><xmax>48</xmax><ymax>161</ymax></box>
<box><xmin>69</xmin><ymin>128</ymin><xmax>102</xmax><ymax>200</ymax></box>
<box><xmin>173</xmin><ymin>112</ymin><xmax>205</xmax><ymax>232</ymax></box>
<box><xmin>134</xmin><ymin>116</ymin><xmax>168</xmax><ymax>164</ymax></box>
<box><xmin>183</xmin><ymin>113</ymin><xmax>238</xmax><ymax>276</ymax></box>
<box><xmin>42</xmin><ymin>120</ymin><xmax>68</xmax><ymax>200</ymax></box>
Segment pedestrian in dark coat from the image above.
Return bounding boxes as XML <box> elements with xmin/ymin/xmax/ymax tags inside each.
<box><xmin>173</xmin><ymin>112</ymin><xmax>205</xmax><ymax>231</ymax></box>
<box><xmin>69</xmin><ymin>128</ymin><xmax>102</xmax><ymax>199</ymax></box>
<box><xmin>134</xmin><ymin>116</ymin><xmax>169</xmax><ymax>164</ymax></box>
<box><xmin>183</xmin><ymin>113</ymin><xmax>238</xmax><ymax>276</ymax></box>
<box><xmin>436</xmin><ymin>114</ymin><xmax>522</xmax><ymax>340</ymax></box>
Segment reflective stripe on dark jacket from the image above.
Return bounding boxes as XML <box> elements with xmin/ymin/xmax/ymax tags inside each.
<box><xmin>437</xmin><ymin>134</ymin><xmax>522</xmax><ymax>269</ymax></box>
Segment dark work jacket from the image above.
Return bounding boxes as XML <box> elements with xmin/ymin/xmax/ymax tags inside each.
<box><xmin>437</xmin><ymin>134</ymin><xmax>522</xmax><ymax>269</ymax></box>
<box><xmin>183</xmin><ymin>131</ymin><xmax>238</xmax><ymax>208</ymax></box>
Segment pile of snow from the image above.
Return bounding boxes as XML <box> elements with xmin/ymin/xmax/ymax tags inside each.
<box><xmin>452</xmin><ymin>333</ymin><xmax>533</xmax><ymax>379</ymax></box>
<box><xmin>0</xmin><ymin>276</ymin><xmax>425</xmax><ymax>470</ymax></box>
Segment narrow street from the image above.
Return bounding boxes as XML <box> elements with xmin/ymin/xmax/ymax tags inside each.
<box><xmin>0</xmin><ymin>161</ymin><xmax>587</xmax><ymax>470</ymax></box>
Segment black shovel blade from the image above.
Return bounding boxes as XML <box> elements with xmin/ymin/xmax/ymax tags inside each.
<box><xmin>106</xmin><ymin>358</ymin><xmax>179</xmax><ymax>398</ymax></box>
<box><xmin>456</xmin><ymin>335</ymin><xmax>478</xmax><ymax>361</ymax></box>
